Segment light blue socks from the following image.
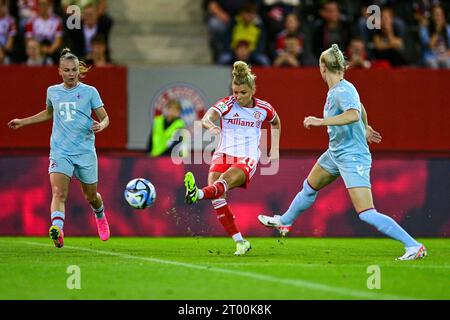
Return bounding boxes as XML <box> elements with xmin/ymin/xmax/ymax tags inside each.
<box><xmin>51</xmin><ymin>211</ymin><xmax>65</xmax><ymax>229</ymax></box>
<box><xmin>280</xmin><ymin>179</ymin><xmax>419</xmax><ymax>248</ymax></box>
<box><xmin>280</xmin><ymin>179</ymin><xmax>318</xmax><ymax>226</ymax></box>
<box><xmin>359</xmin><ymin>209</ymin><xmax>420</xmax><ymax>247</ymax></box>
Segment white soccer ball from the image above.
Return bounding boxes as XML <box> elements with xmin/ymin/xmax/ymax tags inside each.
<box><xmin>124</xmin><ymin>178</ymin><xmax>156</xmax><ymax>209</ymax></box>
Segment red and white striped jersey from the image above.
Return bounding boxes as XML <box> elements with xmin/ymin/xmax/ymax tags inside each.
<box><xmin>25</xmin><ymin>14</ymin><xmax>63</xmax><ymax>43</ymax></box>
<box><xmin>211</xmin><ymin>96</ymin><xmax>277</xmax><ymax>161</ymax></box>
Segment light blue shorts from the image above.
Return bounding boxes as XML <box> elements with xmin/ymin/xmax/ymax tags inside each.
<box><xmin>49</xmin><ymin>152</ymin><xmax>98</xmax><ymax>184</ymax></box>
<box><xmin>317</xmin><ymin>149</ymin><xmax>372</xmax><ymax>188</ymax></box>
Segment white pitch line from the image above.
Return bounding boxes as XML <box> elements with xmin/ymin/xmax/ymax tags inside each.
<box><xmin>204</xmin><ymin>262</ymin><xmax>450</xmax><ymax>270</ymax></box>
<box><xmin>23</xmin><ymin>241</ymin><xmax>415</xmax><ymax>300</ymax></box>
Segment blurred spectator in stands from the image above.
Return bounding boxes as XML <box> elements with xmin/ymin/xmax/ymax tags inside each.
<box><xmin>358</xmin><ymin>2</ymin><xmax>406</xmax><ymax>39</ymax></box>
<box><xmin>347</xmin><ymin>37</ymin><xmax>371</xmax><ymax>69</ymax></box>
<box><xmin>0</xmin><ymin>45</ymin><xmax>11</xmax><ymax>64</ymax></box>
<box><xmin>218</xmin><ymin>39</ymin><xmax>269</xmax><ymax>66</ymax></box>
<box><xmin>297</xmin><ymin>0</ymin><xmax>321</xmax><ymax>24</ymax></box>
<box><xmin>61</xmin><ymin>0</ymin><xmax>113</xmax><ymax>36</ymax></box>
<box><xmin>260</xmin><ymin>0</ymin><xmax>300</xmax><ymax>59</ymax></box>
<box><xmin>12</xmin><ymin>0</ymin><xmax>63</xmax><ymax>30</ymax></box>
<box><xmin>16</xmin><ymin>0</ymin><xmax>39</xmax><ymax>31</ymax></box>
<box><xmin>419</xmin><ymin>5</ymin><xmax>450</xmax><ymax>69</ymax></box>
<box><xmin>276</xmin><ymin>13</ymin><xmax>301</xmax><ymax>50</ymax></box>
<box><xmin>64</xmin><ymin>2</ymin><xmax>112</xmax><ymax>59</ymax></box>
<box><xmin>218</xmin><ymin>3</ymin><xmax>270</xmax><ymax>66</ymax></box>
<box><xmin>413</xmin><ymin>0</ymin><xmax>442</xmax><ymax>26</ymax></box>
<box><xmin>356</xmin><ymin>3</ymin><xmax>373</xmax><ymax>45</ymax></box>
<box><xmin>85</xmin><ymin>33</ymin><xmax>111</xmax><ymax>67</ymax></box>
<box><xmin>273</xmin><ymin>33</ymin><xmax>303</xmax><ymax>67</ymax></box>
<box><xmin>273</xmin><ymin>13</ymin><xmax>304</xmax><ymax>60</ymax></box>
<box><xmin>311</xmin><ymin>1</ymin><xmax>352</xmax><ymax>63</ymax></box>
<box><xmin>204</xmin><ymin>0</ymin><xmax>248</xmax><ymax>62</ymax></box>
<box><xmin>372</xmin><ymin>6</ymin><xmax>408</xmax><ymax>67</ymax></box>
<box><xmin>25</xmin><ymin>0</ymin><xmax>63</xmax><ymax>60</ymax></box>
<box><xmin>62</xmin><ymin>0</ymin><xmax>106</xmax><ymax>17</ymax></box>
<box><xmin>261</xmin><ymin>0</ymin><xmax>300</xmax><ymax>34</ymax></box>
<box><xmin>147</xmin><ymin>99</ymin><xmax>186</xmax><ymax>157</ymax></box>
<box><xmin>232</xmin><ymin>39</ymin><xmax>252</xmax><ymax>62</ymax></box>
<box><xmin>0</xmin><ymin>0</ymin><xmax>16</xmax><ymax>59</ymax></box>
<box><xmin>24</xmin><ymin>36</ymin><xmax>53</xmax><ymax>65</ymax></box>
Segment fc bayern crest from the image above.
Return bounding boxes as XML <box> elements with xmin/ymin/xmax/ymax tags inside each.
<box><xmin>253</xmin><ymin>111</ymin><xmax>262</xmax><ymax>120</ymax></box>
<box><xmin>151</xmin><ymin>83</ymin><xmax>208</xmax><ymax>128</ymax></box>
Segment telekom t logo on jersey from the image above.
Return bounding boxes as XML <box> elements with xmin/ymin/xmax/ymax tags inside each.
<box><xmin>59</xmin><ymin>102</ymin><xmax>76</xmax><ymax>122</ymax></box>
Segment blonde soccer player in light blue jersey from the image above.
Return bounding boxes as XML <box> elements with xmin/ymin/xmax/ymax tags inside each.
<box><xmin>8</xmin><ymin>48</ymin><xmax>111</xmax><ymax>248</ymax></box>
<box><xmin>259</xmin><ymin>44</ymin><xmax>426</xmax><ymax>261</ymax></box>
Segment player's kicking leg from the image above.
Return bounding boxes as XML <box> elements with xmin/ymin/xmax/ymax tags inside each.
<box><xmin>185</xmin><ymin>169</ymin><xmax>251</xmax><ymax>256</ymax></box>
<box><xmin>259</xmin><ymin>162</ymin><xmax>337</xmax><ymax>237</ymax></box>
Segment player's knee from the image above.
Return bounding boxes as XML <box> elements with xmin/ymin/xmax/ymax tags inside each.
<box><xmin>84</xmin><ymin>191</ymin><xmax>99</xmax><ymax>204</ymax></box>
<box><xmin>52</xmin><ymin>186</ymin><xmax>68</xmax><ymax>202</ymax></box>
<box><xmin>220</xmin><ymin>174</ymin><xmax>243</xmax><ymax>189</ymax></box>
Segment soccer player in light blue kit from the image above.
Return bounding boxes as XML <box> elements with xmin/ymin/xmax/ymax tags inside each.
<box><xmin>8</xmin><ymin>48</ymin><xmax>111</xmax><ymax>248</ymax></box>
<box><xmin>259</xmin><ymin>44</ymin><xmax>427</xmax><ymax>261</ymax></box>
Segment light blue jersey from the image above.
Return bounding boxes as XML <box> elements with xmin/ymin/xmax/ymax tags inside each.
<box><xmin>324</xmin><ymin>79</ymin><xmax>369</xmax><ymax>159</ymax></box>
<box><xmin>319</xmin><ymin>79</ymin><xmax>372</xmax><ymax>188</ymax></box>
<box><xmin>46</xmin><ymin>82</ymin><xmax>103</xmax><ymax>156</ymax></box>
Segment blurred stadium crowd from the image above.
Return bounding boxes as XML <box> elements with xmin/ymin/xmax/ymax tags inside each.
<box><xmin>0</xmin><ymin>0</ymin><xmax>113</xmax><ymax>66</ymax></box>
<box><xmin>203</xmin><ymin>0</ymin><xmax>450</xmax><ymax>68</ymax></box>
<box><xmin>1</xmin><ymin>0</ymin><xmax>450</xmax><ymax>69</ymax></box>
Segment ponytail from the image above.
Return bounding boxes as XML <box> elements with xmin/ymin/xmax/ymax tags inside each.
<box><xmin>320</xmin><ymin>44</ymin><xmax>348</xmax><ymax>74</ymax></box>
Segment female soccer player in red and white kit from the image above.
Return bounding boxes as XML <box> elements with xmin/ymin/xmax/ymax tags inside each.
<box><xmin>184</xmin><ymin>61</ymin><xmax>281</xmax><ymax>255</ymax></box>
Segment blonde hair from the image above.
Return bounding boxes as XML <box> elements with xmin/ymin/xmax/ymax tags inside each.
<box><xmin>232</xmin><ymin>61</ymin><xmax>256</xmax><ymax>90</ymax></box>
<box><xmin>320</xmin><ymin>44</ymin><xmax>348</xmax><ymax>74</ymax></box>
<box><xmin>59</xmin><ymin>48</ymin><xmax>91</xmax><ymax>78</ymax></box>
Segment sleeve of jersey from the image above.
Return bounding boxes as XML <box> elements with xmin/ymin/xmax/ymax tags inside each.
<box><xmin>90</xmin><ymin>87</ymin><xmax>104</xmax><ymax>109</ymax></box>
<box><xmin>211</xmin><ymin>99</ymin><xmax>231</xmax><ymax>117</ymax></box>
<box><xmin>46</xmin><ymin>88</ymin><xmax>52</xmax><ymax>107</ymax></box>
<box><xmin>265</xmin><ymin>104</ymin><xmax>278</xmax><ymax>123</ymax></box>
<box><xmin>336</xmin><ymin>89</ymin><xmax>360</xmax><ymax>113</ymax></box>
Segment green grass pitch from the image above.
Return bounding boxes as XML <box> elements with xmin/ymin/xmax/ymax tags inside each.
<box><xmin>0</xmin><ymin>237</ymin><xmax>449</xmax><ymax>300</ymax></box>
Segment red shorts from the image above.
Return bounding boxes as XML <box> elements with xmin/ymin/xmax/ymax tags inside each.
<box><xmin>209</xmin><ymin>153</ymin><xmax>258</xmax><ymax>188</ymax></box>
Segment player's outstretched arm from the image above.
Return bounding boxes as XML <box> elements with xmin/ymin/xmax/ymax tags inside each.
<box><xmin>269</xmin><ymin>114</ymin><xmax>281</xmax><ymax>161</ymax></box>
<box><xmin>201</xmin><ymin>108</ymin><xmax>221</xmax><ymax>135</ymax></box>
<box><xmin>92</xmin><ymin>106</ymin><xmax>109</xmax><ymax>133</ymax></box>
<box><xmin>8</xmin><ymin>106</ymin><xmax>53</xmax><ymax>130</ymax></box>
<box><xmin>304</xmin><ymin>109</ymin><xmax>359</xmax><ymax>129</ymax></box>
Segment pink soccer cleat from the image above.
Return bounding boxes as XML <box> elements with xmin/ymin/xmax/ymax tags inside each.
<box><xmin>95</xmin><ymin>215</ymin><xmax>110</xmax><ymax>241</ymax></box>
<box><xmin>49</xmin><ymin>225</ymin><xmax>64</xmax><ymax>248</ymax></box>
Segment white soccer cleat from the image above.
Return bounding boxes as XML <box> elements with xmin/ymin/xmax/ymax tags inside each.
<box><xmin>234</xmin><ymin>240</ymin><xmax>251</xmax><ymax>256</ymax></box>
<box><xmin>396</xmin><ymin>244</ymin><xmax>427</xmax><ymax>261</ymax></box>
<box><xmin>258</xmin><ymin>214</ymin><xmax>292</xmax><ymax>237</ymax></box>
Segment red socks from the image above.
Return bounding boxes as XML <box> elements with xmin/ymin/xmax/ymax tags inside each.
<box><xmin>212</xmin><ymin>199</ymin><xmax>239</xmax><ymax>237</ymax></box>
<box><xmin>201</xmin><ymin>180</ymin><xmax>228</xmax><ymax>200</ymax></box>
